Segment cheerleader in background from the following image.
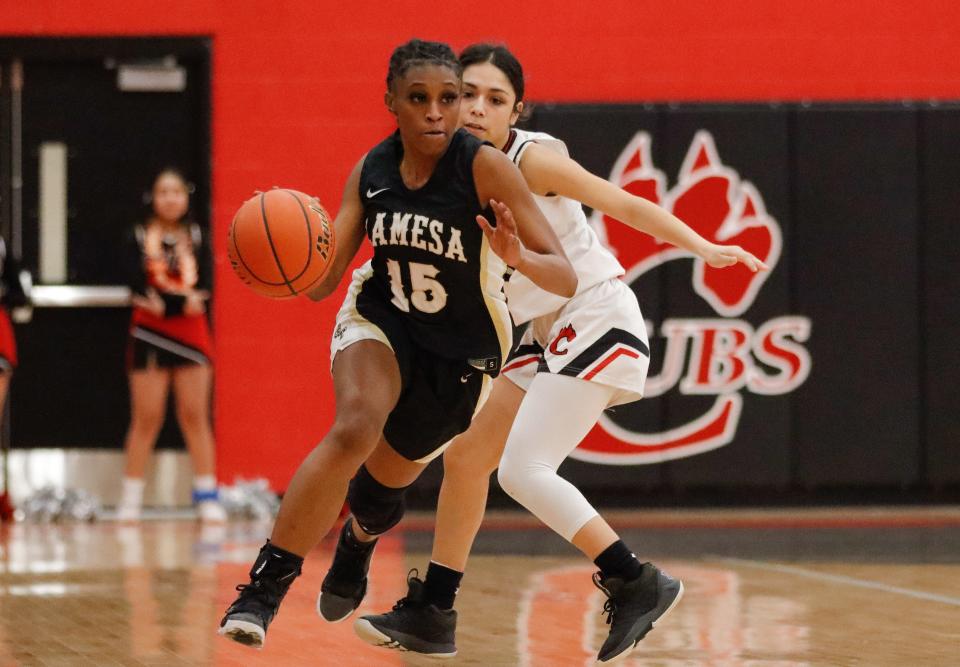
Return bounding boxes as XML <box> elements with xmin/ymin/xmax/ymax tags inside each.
<box><xmin>0</xmin><ymin>235</ymin><xmax>30</xmax><ymax>414</ymax></box>
<box><xmin>0</xmin><ymin>235</ymin><xmax>30</xmax><ymax>521</ymax></box>
<box><xmin>117</xmin><ymin>168</ymin><xmax>225</xmax><ymax>522</ymax></box>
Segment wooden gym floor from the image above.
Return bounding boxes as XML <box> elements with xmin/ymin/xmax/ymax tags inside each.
<box><xmin>1</xmin><ymin>508</ymin><xmax>958</xmax><ymax>666</ymax></box>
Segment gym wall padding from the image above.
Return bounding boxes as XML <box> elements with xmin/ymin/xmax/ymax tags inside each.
<box><xmin>4</xmin><ymin>1</ymin><xmax>960</xmax><ymax>493</ymax></box>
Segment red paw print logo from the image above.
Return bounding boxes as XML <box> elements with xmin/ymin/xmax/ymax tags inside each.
<box><xmin>575</xmin><ymin>129</ymin><xmax>810</xmax><ymax>466</ymax></box>
<box><xmin>592</xmin><ymin>131</ymin><xmax>781</xmax><ymax>316</ymax></box>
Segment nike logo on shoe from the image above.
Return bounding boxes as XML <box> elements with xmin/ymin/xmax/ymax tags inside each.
<box><xmin>366</xmin><ymin>187</ymin><xmax>389</xmax><ymax>198</ymax></box>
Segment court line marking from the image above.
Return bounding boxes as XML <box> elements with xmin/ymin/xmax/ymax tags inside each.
<box><xmin>400</xmin><ymin>512</ymin><xmax>960</xmax><ymax>532</ymax></box>
<box><xmin>718</xmin><ymin>557</ymin><xmax>960</xmax><ymax>607</ymax></box>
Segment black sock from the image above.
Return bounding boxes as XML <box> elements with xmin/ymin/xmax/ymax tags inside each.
<box><xmin>423</xmin><ymin>561</ymin><xmax>463</xmax><ymax>610</ymax></box>
<box><xmin>252</xmin><ymin>540</ymin><xmax>304</xmax><ymax>581</ymax></box>
<box><xmin>594</xmin><ymin>540</ymin><xmax>643</xmax><ymax>581</ymax></box>
<box><xmin>343</xmin><ymin>518</ymin><xmax>378</xmax><ymax>553</ymax></box>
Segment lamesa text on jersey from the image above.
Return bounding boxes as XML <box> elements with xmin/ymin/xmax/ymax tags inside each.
<box><xmin>367</xmin><ymin>211</ymin><xmax>468</xmax><ymax>263</ymax></box>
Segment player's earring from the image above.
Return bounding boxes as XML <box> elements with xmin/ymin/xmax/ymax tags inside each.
<box><xmin>142</xmin><ymin>192</ymin><xmax>152</xmax><ymax>205</ymax></box>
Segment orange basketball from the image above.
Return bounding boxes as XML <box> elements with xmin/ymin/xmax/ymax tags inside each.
<box><xmin>227</xmin><ymin>189</ymin><xmax>335</xmax><ymax>298</ymax></box>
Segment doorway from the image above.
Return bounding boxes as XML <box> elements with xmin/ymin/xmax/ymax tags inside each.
<box><xmin>0</xmin><ymin>37</ymin><xmax>211</xmax><ymax>455</ymax></box>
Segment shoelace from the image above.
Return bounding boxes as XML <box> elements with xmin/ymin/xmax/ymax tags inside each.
<box><xmin>601</xmin><ymin>598</ymin><xmax>617</xmax><ymax>625</ymax></box>
<box><xmin>232</xmin><ymin>579</ymin><xmax>280</xmax><ymax>609</ymax></box>
<box><xmin>391</xmin><ymin>568</ymin><xmax>422</xmax><ymax>611</ymax></box>
<box><xmin>592</xmin><ymin>572</ymin><xmax>617</xmax><ymax>626</ymax></box>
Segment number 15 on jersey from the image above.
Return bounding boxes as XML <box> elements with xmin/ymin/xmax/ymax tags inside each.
<box><xmin>386</xmin><ymin>259</ymin><xmax>448</xmax><ymax>314</ymax></box>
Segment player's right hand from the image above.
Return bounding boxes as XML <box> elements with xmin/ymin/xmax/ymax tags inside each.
<box><xmin>701</xmin><ymin>242</ymin><xmax>769</xmax><ymax>272</ymax></box>
<box><xmin>477</xmin><ymin>199</ymin><xmax>524</xmax><ymax>267</ymax></box>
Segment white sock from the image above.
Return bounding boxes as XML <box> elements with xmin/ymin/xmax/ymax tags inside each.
<box><xmin>120</xmin><ymin>477</ymin><xmax>145</xmax><ymax>508</ymax></box>
<box><xmin>193</xmin><ymin>474</ymin><xmax>217</xmax><ymax>492</ymax></box>
<box><xmin>193</xmin><ymin>474</ymin><xmax>219</xmax><ymax>505</ymax></box>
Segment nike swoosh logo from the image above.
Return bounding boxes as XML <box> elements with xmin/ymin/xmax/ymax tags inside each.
<box><xmin>254</xmin><ymin>560</ymin><xmax>267</xmax><ymax>575</ymax></box>
<box><xmin>366</xmin><ymin>187</ymin><xmax>389</xmax><ymax>198</ymax></box>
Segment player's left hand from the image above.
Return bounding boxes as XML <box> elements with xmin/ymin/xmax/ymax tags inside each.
<box><xmin>701</xmin><ymin>243</ymin><xmax>769</xmax><ymax>272</ymax></box>
<box><xmin>477</xmin><ymin>199</ymin><xmax>524</xmax><ymax>267</ymax></box>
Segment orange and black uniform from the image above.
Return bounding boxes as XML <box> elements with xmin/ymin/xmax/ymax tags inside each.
<box><xmin>123</xmin><ymin>222</ymin><xmax>213</xmax><ymax>369</ymax></box>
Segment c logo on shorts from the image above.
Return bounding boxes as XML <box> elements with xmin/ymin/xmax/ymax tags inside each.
<box><xmin>548</xmin><ymin>324</ymin><xmax>577</xmax><ymax>356</ymax></box>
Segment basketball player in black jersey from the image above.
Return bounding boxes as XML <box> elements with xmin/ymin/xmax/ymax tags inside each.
<box><xmin>219</xmin><ymin>39</ymin><xmax>575</xmax><ymax>651</ymax></box>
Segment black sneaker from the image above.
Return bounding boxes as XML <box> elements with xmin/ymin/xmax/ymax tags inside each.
<box><xmin>353</xmin><ymin>570</ymin><xmax>457</xmax><ymax>658</ymax></box>
<box><xmin>219</xmin><ymin>542</ymin><xmax>302</xmax><ymax>649</ymax></box>
<box><xmin>594</xmin><ymin>563</ymin><xmax>683</xmax><ymax>663</ymax></box>
<box><xmin>317</xmin><ymin>518</ymin><xmax>377</xmax><ymax>622</ymax></box>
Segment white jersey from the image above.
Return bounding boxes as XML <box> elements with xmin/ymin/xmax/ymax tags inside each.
<box><xmin>503</xmin><ymin>129</ymin><xmax>624</xmax><ymax>324</ymax></box>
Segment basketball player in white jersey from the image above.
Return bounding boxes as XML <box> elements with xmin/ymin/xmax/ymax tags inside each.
<box><xmin>353</xmin><ymin>44</ymin><xmax>767</xmax><ymax>663</ymax></box>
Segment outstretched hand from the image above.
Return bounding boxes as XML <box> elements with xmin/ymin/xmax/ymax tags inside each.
<box><xmin>476</xmin><ymin>199</ymin><xmax>524</xmax><ymax>267</ymax></box>
<box><xmin>701</xmin><ymin>242</ymin><xmax>769</xmax><ymax>272</ymax></box>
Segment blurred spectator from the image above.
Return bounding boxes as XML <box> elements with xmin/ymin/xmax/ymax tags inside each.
<box><xmin>118</xmin><ymin>168</ymin><xmax>224</xmax><ymax>522</ymax></box>
<box><xmin>0</xmin><ymin>234</ymin><xmax>30</xmax><ymax>412</ymax></box>
<box><xmin>0</xmin><ymin>235</ymin><xmax>30</xmax><ymax>521</ymax></box>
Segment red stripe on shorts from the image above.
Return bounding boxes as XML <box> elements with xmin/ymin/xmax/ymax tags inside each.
<box><xmin>502</xmin><ymin>356</ymin><xmax>540</xmax><ymax>374</ymax></box>
<box><xmin>582</xmin><ymin>348</ymin><xmax>640</xmax><ymax>381</ymax></box>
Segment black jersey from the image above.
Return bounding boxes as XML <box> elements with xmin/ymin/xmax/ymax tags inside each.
<box><xmin>357</xmin><ymin>128</ymin><xmax>511</xmax><ymax>374</ymax></box>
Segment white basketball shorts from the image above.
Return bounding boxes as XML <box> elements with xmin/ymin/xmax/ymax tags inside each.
<box><xmin>501</xmin><ymin>278</ymin><xmax>649</xmax><ymax>407</ymax></box>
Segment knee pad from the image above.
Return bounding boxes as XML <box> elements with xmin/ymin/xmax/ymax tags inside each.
<box><xmin>347</xmin><ymin>465</ymin><xmax>409</xmax><ymax>536</ymax></box>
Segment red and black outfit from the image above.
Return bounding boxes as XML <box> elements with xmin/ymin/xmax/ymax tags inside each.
<box><xmin>0</xmin><ymin>237</ymin><xmax>28</xmax><ymax>373</ymax></box>
<box><xmin>124</xmin><ymin>222</ymin><xmax>213</xmax><ymax>369</ymax></box>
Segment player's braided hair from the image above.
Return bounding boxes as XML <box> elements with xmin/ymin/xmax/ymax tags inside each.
<box><xmin>386</xmin><ymin>39</ymin><xmax>462</xmax><ymax>90</ymax></box>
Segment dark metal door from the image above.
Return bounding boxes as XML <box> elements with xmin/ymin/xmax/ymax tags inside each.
<box><xmin>0</xmin><ymin>37</ymin><xmax>211</xmax><ymax>449</ymax></box>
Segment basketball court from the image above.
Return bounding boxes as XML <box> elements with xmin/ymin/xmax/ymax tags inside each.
<box><xmin>1</xmin><ymin>508</ymin><xmax>958</xmax><ymax>666</ymax></box>
<box><xmin>2</xmin><ymin>4</ymin><xmax>960</xmax><ymax>667</ymax></box>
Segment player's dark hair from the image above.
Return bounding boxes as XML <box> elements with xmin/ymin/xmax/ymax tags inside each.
<box><xmin>386</xmin><ymin>39</ymin><xmax>462</xmax><ymax>90</ymax></box>
<box><xmin>459</xmin><ymin>43</ymin><xmax>525</xmax><ymax>103</ymax></box>
<box><xmin>151</xmin><ymin>167</ymin><xmax>191</xmax><ymax>193</ymax></box>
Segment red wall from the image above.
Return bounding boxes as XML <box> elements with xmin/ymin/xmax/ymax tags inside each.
<box><xmin>6</xmin><ymin>0</ymin><xmax>960</xmax><ymax>488</ymax></box>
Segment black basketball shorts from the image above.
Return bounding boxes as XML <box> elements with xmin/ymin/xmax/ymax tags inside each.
<box><xmin>330</xmin><ymin>263</ymin><xmax>491</xmax><ymax>462</ymax></box>
<box><xmin>127</xmin><ymin>328</ymin><xmax>210</xmax><ymax>371</ymax></box>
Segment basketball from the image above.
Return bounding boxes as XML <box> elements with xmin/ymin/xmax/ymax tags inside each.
<box><xmin>227</xmin><ymin>189</ymin><xmax>335</xmax><ymax>298</ymax></box>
